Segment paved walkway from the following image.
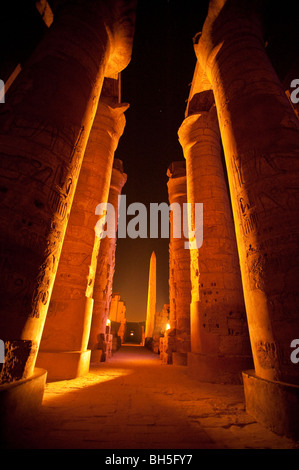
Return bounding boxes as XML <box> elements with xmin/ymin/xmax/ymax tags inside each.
<box><xmin>16</xmin><ymin>345</ymin><xmax>299</xmax><ymax>449</ymax></box>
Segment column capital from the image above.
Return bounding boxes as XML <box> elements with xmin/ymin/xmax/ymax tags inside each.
<box><xmin>104</xmin><ymin>0</ymin><xmax>137</xmax><ymax>77</ymax></box>
<box><xmin>178</xmin><ymin>104</ymin><xmax>220</xmax><ymax>154</ymax></box>
<box><xmin>193</xmin><ymin>0</ymin><xmax>264</xmax><ymax>80</ymax></box>
<box><xmin>110</xmin><ymin>158</ymin><xmax>127</xmax><ymax>193</ymax></box>
<box><xmin>95</xmin><ymin>99</ymin><xmax>130</xmax><ymax>150</ymax></box>
<box><xmin>167</xmin><ymin>162</ymin><xmax>187</xmax><ymax>202</ymax></box>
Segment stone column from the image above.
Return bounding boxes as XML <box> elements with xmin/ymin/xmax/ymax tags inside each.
<box><xmin>37</xmin><ymin>84</ymin><xmax>128</xmax><ymax>380</ymax></box>
<box><xmin>0</xmin><ymin>0</ymin><xmax>135</xmax><ymax>403</ymax></box>
<box><xmin>166</xmin><ymin>161</ymin><xmax>191</xmax><ymax>365</ymax></box>
<box><xmin>0</xmin><ymin>1</ymin><xmax>136</xmax><ymax>438</ymax></box>
<box><xmin>195</xmin><ymin>0</ymin><xmax>299</xmax><ymax>437</ymax></box>
<box><xmin>88</xmin><ymin>159</ymin><xmax>127</xmax><ymax>362</ymax></box>
<box><xmin>178</xmin><ymin>76</ymin><xmax>252</xmax><ymax>384</ymax></box>
<box><xmin>145</xmin><ymin>251</ymin><xmax>157</xmax><ymax>340</ymax></box>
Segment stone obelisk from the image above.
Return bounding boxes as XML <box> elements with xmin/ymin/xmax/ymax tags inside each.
<box><xmin>145</xmin><ymin>251</ymin><xmax>156</xmax><ymax>340</ymax></box>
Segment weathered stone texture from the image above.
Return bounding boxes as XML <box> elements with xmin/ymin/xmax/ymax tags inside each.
<box><xmin>88</xmin><ymin>161</ymin><xmax>127</xmax><ymax>359</ymax></box>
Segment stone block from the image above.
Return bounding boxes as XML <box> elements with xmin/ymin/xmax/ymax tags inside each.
<box><xmin>36</xmin><ymin>350</ymin><xmax>90</xmax><ymax>381</ymax></box>
<box><xmin>243</xmin><ymin>369</ymin><xmax>299</xmax><ymax>439</ymax></box>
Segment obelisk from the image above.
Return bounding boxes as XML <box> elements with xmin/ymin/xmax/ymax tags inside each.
<box><xmin>145</xmin><ymin>251</ymin><xmax>156</xmax><ymax>340</ymax></box>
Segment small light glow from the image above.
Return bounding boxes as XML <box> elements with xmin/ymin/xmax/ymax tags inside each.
<box><xmin>166</xmin><ymin>323</ymin><xmax>170</xmax><ymax>331</ymax></box>
<box><xmin>106</xmin><ymin>319</ymin><xmax>111</xmax><ymax>326</ymax></box>
<box><xmin>130</xmin><ymin>331</ymin><xmax>134</xmax><ymax>336</ymax></box>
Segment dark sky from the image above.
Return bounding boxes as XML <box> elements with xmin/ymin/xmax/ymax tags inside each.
<box><xmin>111</xmin><ymin>1</ymin><xmax>209</xmax><ymax>322</ymax></box>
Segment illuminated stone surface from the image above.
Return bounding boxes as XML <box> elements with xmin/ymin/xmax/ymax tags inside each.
<box><xmin>0</xmin><ymin>0</ymin><xmax>298</xmax><ymax>445</ymax></box>
<box><xmin>178</xmin><ymin>64</ymin><xmax>252</xmax><ymax>384</ymax></box>
<box><xmin>109</xmin><ymin>293</ymin><xmax>127</xmax><ymax>348</ymax></box>
<box><xmin>195</xmin><ymin>0</ymin><xmax>299</xmax><ymax>433</ymax></box>
<box><xmin>165</xmin><ymin>161</ymin><xmax>191</xmax><ymax>365</ymax></box>
<box><xmin>0</xmin><ymin>0</ymin><xmax>136</xmax><ymax>385</ymax></box>
<box><xmin>37</xmin><ymin>87</ymin><xmax>128</xmax><ymax>380</ymax></box>
<box><xmin>88</xmin><ymin>162</ymin><xmax>127</xmax><ymax>362</ymax></box>
<box><xmin>145</xmin><ymin>252</ymin><xmax>157</xmax><ymax>340</ymax></box>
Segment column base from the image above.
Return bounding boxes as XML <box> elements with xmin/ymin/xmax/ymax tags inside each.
<box><xmin>90</xmin><ymin>349</ymin><xmax>103</xmax><ymax>363</ymax></box>
<box><xmin>0</xmin><ymin>367</ymin><xmax>47</xmax><ymax>447</ymax></box>
<box><xmin>187</xmin><ymin>352</ymin><xmax>253</xmax><ymax>384</ymax></box>
<box><xmin>36</xmin><ymin>350</ymin><xmax>91</xmax><ymax>381</ymax></box>
<box><xmin>172</xmin><ymin>352</ymin><xmax>188</xmax><ymax>366</ymax></box>
<box><xmin>242</xmin><ymin>370</ymin><xmax>299</xmax><ymax>440</ymax></box>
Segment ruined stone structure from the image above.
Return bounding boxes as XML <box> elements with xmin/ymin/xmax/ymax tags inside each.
<box><xmin>88</xmin><ymin>160</ymin><xmax>127</xmax><ymax>362</ymax></box>
<box><xmin>166</xmin><ymin>161</ymin><xmax>191</xmax><ymax>365</ymax></box>
<box><xmin>191</xmin><ymin>0</ymin><xmax>299</xmax><ymax>437</ymax></box>
<box><xmin>154</xmin><ymin>304</ymin><xmax>170</xmax><ymax>337</ymax></box>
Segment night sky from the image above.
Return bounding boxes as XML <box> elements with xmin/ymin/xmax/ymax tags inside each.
<box><xmin>111</xmin><ymin>1</ymin><xmax>209</xmax><ymax>322</ymax></box>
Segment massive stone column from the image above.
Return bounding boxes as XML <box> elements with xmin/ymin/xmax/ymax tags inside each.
<box><xmin>145</xmin><ymin>251</ymin><xmax>157</xmax><ymax>340</ymax></box>
<box><xmin>178</xmin><ymin>62</ymin><xmax>252</xmax><ymax>384</ymax></box>
<box><xmin>166</xmin><ymin>161</ymin><xmax>191</xmax><ymax>365</ymax></box>
<box><xmin>195</xmin><ymin>0</ymin><xmax>299</xmax><ymax>437</ymax></box>
<box><xmin>88</xmin><ymin>159</ymin><xmax>127</xmax><ymax>362</ymax></box>
<box><xmin>0</xmin><ymin>0</ymin><xmax>136</xmax><ymax>426</ymax></box>
<box><xmin>37</xmin><ymin>78</ymin><xmax>128</xmax><ymax>379</ymax></box>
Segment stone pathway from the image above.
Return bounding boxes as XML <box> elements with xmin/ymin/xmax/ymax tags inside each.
<box><xmin>15</xmin><ymin>345</ymin><xmax>299</xmax><ymax>449</ymax></box>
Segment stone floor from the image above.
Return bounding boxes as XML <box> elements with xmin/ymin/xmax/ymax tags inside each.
<box><xmin>10</xmin><ymin>345</ymin><xmax>299</xmax><ymax>450</ymax></box>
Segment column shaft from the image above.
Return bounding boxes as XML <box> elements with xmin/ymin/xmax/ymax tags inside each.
<box><xmin>179</xmin><ymin>85</ymin><xmax>252</xmax><ymax>384</ymax></box>
<box><xmin>88</xmin><ymin>160</ymin><xmax>127</xmax><ymax>362</ymax></box>
<box><xmin>195</xmin><ymin>0</ymin><xmax>299</xmax><ymax>437</ymax></box>
<box><xmin>195</xmin><ymin>0</ymin><xmax>299</xmax><ymax>386</ymax></box>
<box><xmin>0</xmin><ymin>2</ymin><xmax>112</xmax><ymax>383</ymax></box>
<box><xmin>167</xmin><ymin>161</ymin><xmax>191</xmax><ymax>365</ymax></box>
<box><xmin>37</xmin><ymin>95</ymin><xmax>128</xmax><ymax>380</ymax></box>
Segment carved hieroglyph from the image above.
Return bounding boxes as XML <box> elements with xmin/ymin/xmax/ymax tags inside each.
<box><xmin>88</xmin><ymin>160</ymin><xmax>127</xmax><ymax>353</ymax></box>
<box><xmin>195</xmin><ymin>0</ymin><xmax>299</xmax><ymax>385</ymax></box>
<box><xmin>178</xmin><ymin>59</ymin><xmax>252</xmax><ymax>381</ymax></box>
<box><xmin>0</xmin><ymin>0</ymin><xmax>136</xmax><ymax>384</ymax></box>
<box><xmin>39</xmin><ymin>99</ymin><xmax>128</xmax><ymax>357</ymax></box>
